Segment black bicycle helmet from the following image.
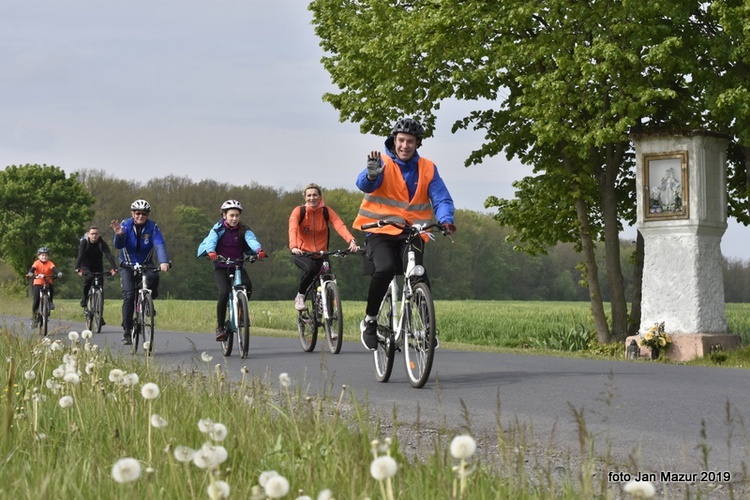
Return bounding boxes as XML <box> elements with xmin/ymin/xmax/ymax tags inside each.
<box><xmin>221</xmin><ymin>199</ymin><xmax>243</xmax><ymax>212</ymax></box>
<box><xmin>37</xmin><ymin>246</ymin><xmax>50</xmax><ymax>255</ymax></box>
<box><xmin>131</xmin><ymin>199</ymin><xmax>151</xmax><ymax>212</ymax></box>
<box><xmin>391</xmin><ymin>117</ymin><xmax>424</xmax><ymax>139</ymax></box>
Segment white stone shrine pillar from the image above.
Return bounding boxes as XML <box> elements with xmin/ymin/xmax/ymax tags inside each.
<box><xmin>627</xmin><ymin>131</ymin><xmax>740</xmax><ymax>361</ymax></box>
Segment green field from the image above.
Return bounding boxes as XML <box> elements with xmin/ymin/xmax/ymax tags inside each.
<box><xmin>3</xmin><ymin>296</ymin><xmax>750</xmax><ymax>364</ymax></box>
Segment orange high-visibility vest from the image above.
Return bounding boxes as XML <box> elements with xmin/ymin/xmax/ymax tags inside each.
<box><xmin>354</xmin><ymin>156</ymin><xmax>435</xmax><ymax>239</ymax></box>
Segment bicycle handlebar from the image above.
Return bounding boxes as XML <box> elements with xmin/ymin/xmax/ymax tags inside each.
<box><xmin>214</xmin><ymin>254</ymin><xmax>258</xmax><ymax>266</ymax></box>
<box><xmin>119</xmin><ymin>263</ymin><xmax>163</xmax><ymax>273</ymax></box>
<box><xmin>297</xmin><ymin>249</ymin><xmax>353</xmax><ymax>259</ymax></box>
<box><xmin>360</xmin><ymin>220</ymin><xmax>447</xmax><ymax>235</ymax></box>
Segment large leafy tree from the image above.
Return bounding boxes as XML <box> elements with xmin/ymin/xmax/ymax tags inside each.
<box><xmin>0</xmin><ymin>164</ymin><xmax>94</xmax><ymax>276</ymax></box>
<box><xmin>309</xmin><ymin>0</ymin><xmax>741</xmax><ymax>342</ymax></box>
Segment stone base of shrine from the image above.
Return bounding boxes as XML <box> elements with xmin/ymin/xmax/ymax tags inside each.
<box><xmin>624</xmin><ymin>333</ymin><xmax>742</xmax><ymax>362</ymax></box>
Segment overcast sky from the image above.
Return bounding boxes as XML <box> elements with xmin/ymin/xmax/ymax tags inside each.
<box><xmin>1</xmin><ymin>1</ymin><xmax>748</xmax><ymax>259</ymax></box>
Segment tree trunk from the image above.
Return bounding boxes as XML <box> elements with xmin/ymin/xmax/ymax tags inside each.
<box><xmin>572</xmin><ymin>183</ymin><xmax>610</xmax><ymax>343</ymax></box>
<box><xmin>628</xmin><ymin>230</ymin><xmax>644</xmax><ymax>336</ymax></box>
<box><xmin>600</xmin><ymin>143</ymin><xmax>629</xmax><ymax>341</ymax></box>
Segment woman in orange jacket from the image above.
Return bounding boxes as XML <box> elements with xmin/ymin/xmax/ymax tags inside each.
<box><xmin>288</xmin><ymin>183</ymin><xmax>359</xmax><ymax>310</ymax></box>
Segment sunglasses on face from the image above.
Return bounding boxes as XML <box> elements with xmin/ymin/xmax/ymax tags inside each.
<box><xmin>133</xmin><ymin>211</ymin><xmax>149</xmax><ymax>217</ymax></box>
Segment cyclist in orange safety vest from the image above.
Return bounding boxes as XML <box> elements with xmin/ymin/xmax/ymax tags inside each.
<box><xmin>353</xmin><ymin>117</ymin><xmax>456</xmax><ymax>351</ymax></box>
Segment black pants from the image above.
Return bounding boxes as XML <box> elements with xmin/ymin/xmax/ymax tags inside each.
<box><xmin>292</xmin><ymin>255</ymin><xmax>323</xmax><ymax>295</ymax></box>
<box><xmin>214</xmin><ymin>267</ymin><xmax>252</xmax><ymax>328</ymax></box>
<box><xmin>81</xmin><ymin>271</ymin><xmax>105</xmax><ymax>306</ymax></box>
<box><xmin>31</xmin><ymin>284</ymin><xmax>54</xmax><ymax>315</ymax></box>
<box><xmin>363</xmin><ymin>233</ymin><xmax>428</xmax><ymax>317</ymax></box>
<box><xmin>119</xmin><ymin>267</ymin><xmax>160</xmax><ymax>332</ymax></box>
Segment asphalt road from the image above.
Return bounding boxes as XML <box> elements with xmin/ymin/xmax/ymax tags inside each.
<box><xmin>7</xmin><ymin>314</ymin><xmax>750</xmax><ymax>478</ymax></box>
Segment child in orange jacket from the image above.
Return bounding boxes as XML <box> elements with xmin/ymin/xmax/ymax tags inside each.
<box><xmin>27</xmin><ymin>247</ymin><xmax>62</xmax><ymax>321</ymax></box>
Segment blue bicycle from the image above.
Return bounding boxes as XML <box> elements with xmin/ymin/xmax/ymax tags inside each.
<box><xmin>215</xmin><ymin>254</ymin><xmax>257</xmax><ymax>359</ymax></box>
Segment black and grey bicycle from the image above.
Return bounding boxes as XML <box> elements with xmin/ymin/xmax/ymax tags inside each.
<box><xmin>296</xmin><ymin>249</ymin><xmax>353</xmax><ymax>354</ymax></box>
<box><xmin>120</xmin><ymin>263</ymin><xmax>161</xmax><ymax>355</ymax></box>
<box><xmin>81</xmin><ymin>271</ymin><xmax>111</xmax><ymax>333</ymax></box>
<box><xmin>360</xmin><ymin>221</ymin><xmax>446</xmax><ymax>388</ymax></box>
<box><xmin>29</xmin><ymin>273</ymin><xmax>61</xmax><ymax>337</ymax></box>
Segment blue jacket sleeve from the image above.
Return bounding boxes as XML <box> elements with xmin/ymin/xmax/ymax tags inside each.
<box><xmin>243</xmin><ymin>228</ymin><xmax>262</xmax><ymax>254</ymax></box>
<box><xmin>429</xmin><ymin>166</ymin><xmax>455</xmax><ymax>224</ymax></box>
<box><xmin>197</xmin><ymin>226</ymin><xmax>220</xmax><ymax>257</ymax></box>
<box><xmin>356</xmin><ymin>168</ymin><xmax>383</xmax><ymax>193</ymax></box>
<box><xmin>151</xmin><ymin>223</ymin><xmax>170</xmax><ymax>264</ymax></box>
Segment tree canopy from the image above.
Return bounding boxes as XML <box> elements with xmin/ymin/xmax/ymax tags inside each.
<box><xmin>309</xmin><ymin>0</ymin><xmax>750</xmax><ymax>342</ymax></box>
<box><xmin>0</xmin><ymin>164</ymin><xmax>94</xmax><ymax>276</ymax></box>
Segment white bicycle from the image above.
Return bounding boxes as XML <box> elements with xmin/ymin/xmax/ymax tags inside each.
<box><xmin>360</xmin><ymin>221</ymin><xmax>446</xmax><ymax>388</ymax></box>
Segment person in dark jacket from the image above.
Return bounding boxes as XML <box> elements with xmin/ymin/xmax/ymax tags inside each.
<box><xmin>110</xmin><ymin>199</ymin><xmax>170</xmax><ymax>344</ymax></box>
<box><xmin>75</xmin><ymin>226</ymin><xmax>118</xmax><ymax>322</ymax></box>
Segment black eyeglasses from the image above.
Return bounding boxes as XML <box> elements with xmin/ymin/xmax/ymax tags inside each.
<box><xmin>133</xmin><ymin>211</ymin><xmax>149</xmax><ymax>217</ymax></box>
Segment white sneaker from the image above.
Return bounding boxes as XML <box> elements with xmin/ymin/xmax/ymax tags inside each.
<box><xmin>294</xmin><ymin>294</ymin><xmax>306</xmax><ymax>311</ymax></box>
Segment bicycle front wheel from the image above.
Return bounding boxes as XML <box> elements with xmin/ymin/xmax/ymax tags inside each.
<box><xmin>323</xmin><ymin>282</ymin><xmax>343</xmax><ymax>354</ymax></box>
<box><xmin>403</xmin><ymin>282</ymin><xmax>436</xmax><ymax>388</ymax></box>
<box><xmin>297</xmin><ymin>287</ymin><xmax>317</xmax><ymax>352</ymax></box>
<box><xmin>373</xmin><ymin>286</ymin><xmax>395</xmax><ymax>383</ymax></box>
<box><xmin>91</xmin><ymin>288</ymin><xmax>103</xmax><ymax>333</ymax></box>
<box><xmin>237</xmin><ymin>292</ymin><xmax>250</xmax><ymax>359</ymax></box>
<box><xmin>39</xmin><ymin>293</ymin><xmax>49</xmax><ymax>337</ymax></box>
<box><xmin>141</xmin><ymin>294</ymin><xmax>155</xmax><ymax>355</ymax></box>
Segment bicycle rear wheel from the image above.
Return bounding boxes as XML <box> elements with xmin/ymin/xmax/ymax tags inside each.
<box><xmin>142</xmin><ymin>294</ymin><xmax>155</xmax><ymax>355</ymax></box>
<box><xmin>91</xmin><ymin>288</ymin><xmax>103</xmax><ymax>333</ymax></box>
<box><xmin>323</xmin><ymin>281</ymin><xmax>343</xmax><ymax>354</ymax></box>
<box><xmin>237</xmin><ymin>292</ymin><xmax>250</xmax><ymax>359</ymax></box>
<box><xmin>373</xmin><ymin>286</ymin><xmax>395</xmax><ymax>383</ymax></box>
<box><xmin>297</xmin><ymin>287</ymin><xmax>317</xmax><ymax>352</ymax></box>
<box><xmin>403</xmin><ymin>283</ymin><xmax>436</xmax><ymax>388</ymax></box>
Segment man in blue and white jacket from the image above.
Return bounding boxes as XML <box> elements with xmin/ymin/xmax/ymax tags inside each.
<box><xmin>110</xmin><ymin>199</ymin><xmax>170</xmax><ymax>345</ymax></box>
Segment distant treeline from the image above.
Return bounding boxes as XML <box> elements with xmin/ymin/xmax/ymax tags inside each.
<box><xmin>13</xmin><ymin>170</ymin><xmax>750</xmax><ymax>303</ymax></box>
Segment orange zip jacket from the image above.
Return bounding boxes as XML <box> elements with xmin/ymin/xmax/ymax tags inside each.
<box><xmin>28</xmin><ymin>260</ymin><xmax>58</xmax><ymax>286</ymax></box>
<box><xmin>289</xmin><ymin>202</ymin><xmax>355</xmax><ymax>253</ymax></box>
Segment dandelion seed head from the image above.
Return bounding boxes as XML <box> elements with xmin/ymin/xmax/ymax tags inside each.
<box><xmin>173</xmin><ymin>445</ymin><xmax>195</xmax><ymax>463</ymax></box>
<box><xmin>198</xmin><ymin>418</ymin><xmax>215</xmax><ymax>433</ymax></box>
<box><xmin>259</xmin><ymin>470</ymin><xmax>280</xmax><ymax>487</ymax></box>
<box><xmin>150</xmin><ymin>413</ymin><xmax>168</xmax><ymax>428</ymax></box>
<box><xmin>85</xmin><ymin>362</ymin><xmax>96</xmax><ymax>375</ymax></box>
<box><xmin>123</xmin><ymin>373</ymin><xmax>140</xmax><ymax>386</ymax></box>
<box><xmin>241</xmin><ymin>366</ymin><xmax>249</xmax><ymax>374</ymax></box>
<box><xmin>143</xmin><ymin>341</ymin><xmax>151</xmax><ymax>350</ymax></box>
<box><xmin>450</xmin><ymin>435</ymin><xmax>477</xmax><ymax>459</ymax></box>
<box><xmin>623</xmin><ymin>480</ymin><xmax>656</xmax><ymax>497</ymax></box>
<box><xmin>140</xmin><ymin>382</ymin><xmax>160</xmax><ymax>400</ymax></box>
<box><xmin>68</xmin><ymin>331</ymin><xmax>80</xmax><ymax>341</ymax></box>
<box><xmin>209</xmin><ymin>423</ymin><xmax>228</xmax><ymax>441</ymax></box>
<box><xmin>370</xmin><ymin>455</ymin><xmax>398</xmax><ymax>480</ymax></box>
<box><xmin>24</xmin><ymin>370</ymin><xmax>36</xmax><ymax>380</ymax></box>
<box><xmin>264</xmin><ymin>475</ymin><xmax>290</xmax><ymax>498</ymax></box>
<box><xmin>279</xmin><ymin>372</ymin><xmax>291</xmax><ymax>388</ymax></box>
<box><xmin>81</xmin><ymin>330</ymin><xmax>92</xmax><ymax>340</ymax></box>
<box><xmin>52</xmin><ymin>366</ymin><xmax>65</xmax><ymax>379</ymax></box>
<box><xmin>207</xmin><ymin>480</ymin><xmax>231</xmax><ymax>499</ymax></box>
<box><xmin>111</xmin><ymin>457</ymin><xmax>141</xmax><ymax>483</ymax></box>
<box><xmin>58</xmin><ymin>395</ymin><xmax>74</xmax><ymax>408</ymax></box>
<box><xmin>296</xmin><ymin>496</ymin><xmax>312</xmax><ymax>500</ymax></box>
<box><xmin>109</xmin><ymin>369</ymin><xmax>125</xmax><ymax>383</ymax></box>
<box><xmin>63</xmin><ymin>372</ymin><xmax>80</xmax><ymax>385</ymax></box>
<box><xmin>50</xmin><ymin>340</ymin><xmax>63</xmax><ymax>351</ymax></box>
<box><xmin>35</xmin><ymin>433</ymin><xmax>47</xmax><ymax>441</ymax></box>
<box><xmin>201</xmin><ymin>351</ymin><xmax>213</xmax><ymax>362</ymax></box>
<box><xmin>317</xmin><ymin>489</ymin><xmax>334</xmax><ymax>500</ymax></box>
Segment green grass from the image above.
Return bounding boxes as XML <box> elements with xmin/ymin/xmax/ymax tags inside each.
<box><xmin>1</xmin><ymin>326</ymin><xmax>612</xmax><ymax>499</ymax></box>
<box><xmin>3</xmin><ymin>296</ymin><xmax>750</xmax><ymax>367</ymax></box>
